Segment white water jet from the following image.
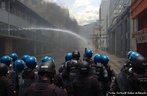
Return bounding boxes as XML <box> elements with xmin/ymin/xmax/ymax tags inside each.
<box><xmin>22</xmin><ymin>27</ymin><xmax>87</xmax><ymax>43</ymax></box>
<box><xmin>14</xmin><ymin>27</ymin><xmax>94</xmax><ymax>50</ymax></box>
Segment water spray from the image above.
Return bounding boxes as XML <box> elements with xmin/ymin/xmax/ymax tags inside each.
<box><xmin>22</xmin><ymin>27</ymin><xmax>87</xmax><ymax>43</ymax></box>
<box><xmin>10</xmin><ymin>27</ymin><xmax>95</xmax><ymax>50</ymax></box>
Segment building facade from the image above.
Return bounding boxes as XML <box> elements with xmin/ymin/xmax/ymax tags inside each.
<box><xmin>99</xmin><ymin>0</ymin><xmax>110</xmax><ymax>51</ymax></box>
<box><xmin>131</xmin><ymin>0</ymin><xmax>147</xmax><ymax>58</ymax></box>
<box><xmin>0</xmin><ymin>0</ymin><xmax>54</xmax><ymax>56</ymax></box>
<box><xmin>109</xmin><ymin>0</ymin><xmax>131</xmax><ymax>25</ymax></box>
<box><xmin>108</xmin><ymin>6</ymin><xmax>131</xmax><ymax>57</ymax></box>
<box><xmin>92</xmin><ymin>21</ymin><xmax>101</xmax><ymax>49</ymax></box>
<box><xmin>107</xmin><ymin>0</ymin><xmax>132</xmax><ymax>57</ymax></box>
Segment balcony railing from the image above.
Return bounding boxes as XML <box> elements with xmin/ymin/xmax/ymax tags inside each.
<box><xmin>132</xmin><ymin>28</ymin><xmax>147</xmax><ymax>38</ymax></box>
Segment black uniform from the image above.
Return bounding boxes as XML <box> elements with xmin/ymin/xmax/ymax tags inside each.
<box><xmin>19</xmin><ymin>68</ymin><xmax>36</xmax><ymax>96</ymax></box>
<box><xmin>8</xmin><ymin>67</ymin><xmax>18</xmax><ymax>95</ymax></box>
<box><xmin>110</xmin><ymin>55</ymin><xmax>147</xmax><ymax>95</ymax></box>
<box><xmin>24</xmin><ymin>80</ymin><xmax>67</xmax><ymax>96</ymax></box>
<box><xmin>72</xmin><ymin>75</ymin><xmax>101</xmax><ymax>96</ymax></box>
<box><xmin>60</xmin><ymin>60</ymin><xmax>79</xmax><ymax>96</ymax></box>
<box><xmin>110</xmin><ymin>68</ymin><xmax>147</xmax><ymax>96</ymax></box>
<box><xmin>90</xmin><ymin>63</ymin><xmax>109</xmax><ymax>96</ymax></box>
<box><xmin>84</xmin><ymin>58</ymin><xmax>94</xmax><ymax>65</ymax></box>
<box><xmin>0</xmin><ymin>76</ymin><xmax>15</xmax><ymax>96</ymax></box>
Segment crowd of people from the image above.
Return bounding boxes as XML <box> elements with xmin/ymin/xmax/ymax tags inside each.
<box><xmin>0</xmin><ymin>48</ymin><xmax>147</xmax><ymax>96</ymax></box>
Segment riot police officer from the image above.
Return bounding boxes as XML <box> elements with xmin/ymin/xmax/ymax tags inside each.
<box><xmin>57</xmin><ymin>51</ymin><xmax>81</xmax><ymax>95</ymax></box>
<box><xmin>19</xmin><ymin>56</ymin><xmax>38</xmax><ymax>96</ymax></box>
<box><xmin>92</xmin><ymin>54</ymin><xmax>108</xmax><ymax>80</ymax></box>
<box><xmin>14</xmin><ymin>59</ymin><xmax>25</xmax><ymax>96</ymax></box>
<box><xmin>23</xmin><ymin>56</ymin><xmax>37</xmax><ymax>79</ymax></box>
<box><xmin>121</xmin><ymin>51</ymin><xmax>136</xmax><ymax>71</ymax></box>
<box><xmin>22</xmin><ymin>54</ymin><xmax>30</xmax><ymax>63</ymax></box>
<box><xmin>83</xmin><ymin>49</ymin><xmax>94</xmax><ymax>65</ymax></box>
<box><xmin>72</xmin><ymin>61</ymin><xmax>101</xmax><ymax>96</ymax></box>
<box><xmin>70</xmin><ymin>50</ymin><xmax>82</xmax><ymax>80</ymax></box>
<box><xmin>0</xmin><ymin>55</ymin><xmax>18</xmax><ymax>94</ymax></box>
<box><xmin>58</xmin><ymin>53</ymin><xmax>73</xmax><ymax>76</ymax></box>
<box><xmin>0</xmin><ymin>63</ymin><xmax>15</xmax><ymax>96</ymax></box>
<box><xmin>41</xmin><ymin>56</ymin><xmax>54</xmax><ymax>63</ymax></box>
<box><xmin>9</xmin><ymin>52</ymin><xmax>18</xmax><ymax>72</ymax></box>
<box><xmin>72</xmin><ymin>50</ymin><xmax>81</xmax><ymax>63</ymax></box>
<box><xmin>100</xmin><ymin>55</ymin><xmax>115</xmax><ymax>94</ymax></box>
<box><xmin>92</xmin><ymin>54</ymin><xmax>108</xmax><ymax>96</ymax></box>
<box><xmin>57</xmin><ymin>53</ymin><xmax>73</xmax><ymax>88</ymax></box>
<box><xmin>24</xmin><ymin>60</ymin><xmax>67</xmax><ymax>96</ymax></box>
<box><xmin>41</xmin><ymin>56</ymin><xmax>55</xmax><ymax>74</ymax></box>
<box><xmin>0</xmin><ymin>55</ymin><xmax>12</xmax><ymax>67</ymax></box>
<box><xmin>9</xmin><ymin>53</ymin><xmax>18</xmax><ymax>62</ymax></box>
<box><xmin>110</xmin><ymin>52</ymin><xmax>147</xmax><ymax>95</ymax></box>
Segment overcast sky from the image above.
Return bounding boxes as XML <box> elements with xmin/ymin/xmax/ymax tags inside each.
<box><xmin>44</xmin><ymin>0</ymin><xmax>102</xmax><ymax>25</ymax></box>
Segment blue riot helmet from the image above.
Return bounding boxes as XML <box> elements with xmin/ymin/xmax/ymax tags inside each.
<box><xmin>64</xmin><ymin>53</ymin><xmax>73</xmax><ymax>61</ymax></box>
<box><xmin>0</xmin><ymin>63</ymin><xmax>8</xmax><ymax>76</ymax></box>
<box><xmin>22</xmin><ymin>54</ymin><xmax>30</xmax><ymax>62</ymax></box>
<box><xmin>127</xmin><ymin>51</ymin><xmax>136</xmax><ymax>59</ymax></box>
<box><xmin>26</xmin><ymin>56</ymin><xmax>37</xmax><ymax>69</ymax></box>
<box><xmin>129</xmin><ymin>52</ymin><xmax>142</xmax><ymax>62</ymax></box>
<box><xmin>101</xmin><ymin>55</ymin><xmax>110</xmax><ymax>65</ymax></box>
<box><xmin>41</xmin><ymin>56</ymin><xmax>54</xmax><ymax>63</ymax></box>
<box><xmin>94</xmin><ymin>54</ymin><xmax>102</xmax><ymax>64</ymax></box>
<box><xmin>0</xmin><ymin>55</ymin><xmax>12</xmax><ymax>67</ymax></box>
<box><xmin>127</xmin><ymin>51</ymin><xmax>132</xmax><ymax>58</ymax></box>
<box><xmin>129</xmin><ymin>52</ymin><xmax>147</xmax><ymax>74</ymax></box>
<box><xmin>9</xmin><ymin>53</ymin><xmax>18</xmax><ymax>62</ymax></box>
<box><xmin>14</xmin><ymin>59</ymin><xmax>25</xmax><ymax>72</ymax></box>
<box><xmin>85</xmin><ymin>49</ymin><xmax>93</xmax><ymax>58</ymax></box>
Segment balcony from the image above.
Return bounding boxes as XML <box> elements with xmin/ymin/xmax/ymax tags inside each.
<box><xmin>132</xmin><ymin>28</ymin><xmax>147</xmax><ymax>43</ymax></box>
